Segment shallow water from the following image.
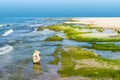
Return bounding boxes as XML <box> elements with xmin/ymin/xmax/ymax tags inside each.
<box><xmin>0</xmin><ymin>17</ymin><xmax>120</xmax><ymax>80</ymax></box>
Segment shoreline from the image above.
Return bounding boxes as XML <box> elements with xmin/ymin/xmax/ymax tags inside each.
<box><xmin>65</xmin><ymin>18</ymin><xmax>120</xmax><ymax>31</ymax></box>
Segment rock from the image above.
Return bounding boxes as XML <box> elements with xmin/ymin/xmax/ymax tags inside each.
<box><xmin>32</xmin><ymin>50</ymin><xmax>40</xmax><ymax>64</ymax></box>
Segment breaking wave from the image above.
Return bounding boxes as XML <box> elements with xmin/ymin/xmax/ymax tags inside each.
<box><xmin>0</xmin><ymin>45</ymin><xmax>13</xmax><ymax>55</ymax></box>
<box><xmin>0</xmin><ymin>25</ymin><xmax>3</xmax><ymax>28</ymax></box>
<box><xmin>2</xmin><ymin>29</ymin><xmax>14</xmax><ymax>36</ymax></box>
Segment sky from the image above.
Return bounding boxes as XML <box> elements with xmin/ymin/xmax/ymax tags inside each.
<box><xmin>0</xmin><ymin>0</ymin><xmax>120</xmax><ymax>17</ymax></box>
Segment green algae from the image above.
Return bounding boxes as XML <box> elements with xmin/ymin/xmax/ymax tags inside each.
<box><xmin>71</xmin><ymin>68</ymin><xmax>120</xmax><ymax>78</ymax></box>
<box><xmin>92</xmin><ymin>43</ymin><xmax>120</xmax><ymax>52</ymax></box>
<box><xmin>38</xmin><ymin>23</ymin><xmax>120</xmax><ymax>79</ymax></box>
<box><xmin>65</xmin><ymin>47</ymin><xmax>99</xmax><ymax>60</ymax></box>
<box><xmin>49</xmin><ymin>46</ymin><xmax>120</xmax><ymax>79</ymax></box>
<box><xmin>68</xmin><ymin>35</ymin><xmax>120</xmax><ymax>42</ymax></box>
<box><xmin>45</xmin><ymin>35</ymin><xmax>63</xmax><ymax>41</ymax></box>
<box><xmin>37</xmin><ymin>24</ymin><xmax>120</xmax><ymax>42</ymax></box>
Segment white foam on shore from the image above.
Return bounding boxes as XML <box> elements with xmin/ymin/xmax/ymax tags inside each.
<box><xmin>30</xmin><ymin>24</ymin><xmax>42</xmax><ymax>27</ymax></box>
<box><xmin>0</xmin><ymin>25</ymin><xmax>4</xmax><ymax>28</ymax></box>
<box><xmin>2</xmin><ymin>29</ymin><xmax>14</xmax><ymax>36</ymax></box>
<box><xmin>0</xmin><ymin>45</ymin><xmax>13</xmax><ymax>55</ymax></box>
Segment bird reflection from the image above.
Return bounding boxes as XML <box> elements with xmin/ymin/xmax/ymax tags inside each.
<box><xmin>33</xmin><ymin>63</ymin><xmax>41</xmax><ymax>75</ymax></box>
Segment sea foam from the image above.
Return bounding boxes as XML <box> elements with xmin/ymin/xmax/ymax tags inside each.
<box><xmin>2</xmin><ymin>29</ymin><xmax>14</xmax><ymax>36</ymax></box>
<box><xmin>0</xmin><ymin>45</ymin><xmax>13</xmax><ymax>55</ymax></box>
<box><xmin>0</xmin><ymin>25</ymin><xmax>3</xmax><ymax>28</ymax></box>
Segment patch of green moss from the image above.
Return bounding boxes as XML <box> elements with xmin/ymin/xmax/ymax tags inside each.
<box><xmin>61</xmin><ymin>52</ymin><xmax>76</xmax><ymax>66</ymax></box>
<box><xmin>44</xmin><ymin>25</ymin><xmax>67</xmax><ymax>32</ymax></box>
<box><xmin>45</xmin><ymin>35</ymin><xmax>63</xmax><ymax>41</ymax></box>
<box><xmin>37</xmin><ymin>24</ymin><xmax>89</xmax><ymax>34</ymax></box>
<box><xmin>58</xmin><ymin>67</ymin><xmax>120</xmax><ymax>78</ymax></box>
<box><xmin>92</xmin><ymin>43</ymin><xmax>120</xmax><ymax>52</ymax></box>
<box><xmin>49</xmin><ymin>46</ymin><xmax>120</xmax><ymax>79</ymax></box>
<box><xmin>38</xmin><ymin>24</ymin><xmax>120</xmax><ymax>42</ymax></box>
<box><xmin>66</xmin><ymin>46</ymin><xmax>98</xmax><ymax>60</ymax></box>
<box><xmin>68</xmin><ymin>35</ymin><xmax>120</xmax><ymax>42</ymax></box>
<box><xmin>58</xmin><ymin>66</ymin><xmax>75</xmax><ymax>77</ymax></box>
<box><xmin>73</xmin><ymin>68</ymin><xmax>120</xmax><ymax>78</ymax></box>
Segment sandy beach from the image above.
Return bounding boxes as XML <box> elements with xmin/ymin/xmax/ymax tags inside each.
<box><xmin>65</xmin><ymin>18</ymin><xmax>120</xmax><ymax>30</ymax></box>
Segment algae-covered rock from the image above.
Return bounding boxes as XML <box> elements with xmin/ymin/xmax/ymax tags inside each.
<box><xmin>92</xmin><ymin>43</ymin><xmax>120</xmax><ymax>52</ymax></box>
<box><xmin>45</xmin><ymin>35</ymin><xmax>63</xmax><ymax>41</ymax></box>
<box><xmin>49</xmin><ymin>46</ymin><xmax>120</xmax><ymax>79</ymax></box>
<box><xmin>37</xmin><ymin>24</ymin><xmax>120</xmax><ymax>42</ymax></box>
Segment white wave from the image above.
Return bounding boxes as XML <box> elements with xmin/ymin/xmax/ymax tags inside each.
<box><xmin>2</xmin><ymin>29</ymin><xmax>14</xmax><ymax>36</ymax></box>
<box><xmin>0</xmin><ymin>45</ymin><xmax>13</xmax><ymax>55</ymax></box>
<box><xmin>30</xmin><ymin>24</ymin><xmax>42</xmax><ymax>27</ymax></box>
<box><xmin>0</xmin><ymin>25</ymin><xmax>3</xmax><ymax>28</ymax></box>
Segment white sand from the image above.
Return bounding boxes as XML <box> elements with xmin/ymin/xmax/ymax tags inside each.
<box><xmin>65</xmin><ymin>18</ymin><xmax>120</xmax><ymax>30</ymax></box>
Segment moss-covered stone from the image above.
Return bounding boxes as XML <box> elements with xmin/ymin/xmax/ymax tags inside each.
<box><xmin>68</xmin><ymin>35</ymin><xmax>120</xmax><ymax>42</ymax></box>
<box><xmin>37</xmin><ymin>24</ymin><xmax>120</xmax><ymax>42</ymax></box>
<box><xmin>49</xmin><ymin>46</ymin><xmax>120</xmax><ymax>79</ymax></box>
<box><xmin>92</xmin><ymin>43</ymin><xmax>120</xmax><ymax>52</ymax></box>
<box><xmin>45</xmin><ymin>35</ymin><xmax>63</xmax><ymax>41</ymax></box>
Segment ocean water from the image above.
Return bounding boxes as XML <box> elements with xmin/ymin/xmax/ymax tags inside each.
<box><xmin>0</xmin><ymin>17</ymin><xmax>120</xmax><ymax>80</ymax></box>
<box><xmin>0</xmin><ymin>17</ymin><xmax>68</xmax><ymax>80</ymax></box>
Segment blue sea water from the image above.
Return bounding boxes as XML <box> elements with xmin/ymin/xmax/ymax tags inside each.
<box><xmin>0</xmin><ymin>17</ymin><xmax>69</xmax><ymax>80</ymax></box>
